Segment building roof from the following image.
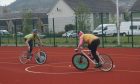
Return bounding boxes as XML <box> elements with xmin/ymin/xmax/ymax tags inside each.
<box><xmin>130</xmin><ymin>0</ymin><xmax>140</xmax><ymax>12</ymax></box>
<box><xmin>64</xmin><ymin>0</ymin><xmax>116</xmax><ymax>13</ymax></box>
<box><xmin>0</xmin><ymin>13</ymin><xmax>48</xmax><ymax>20</ymax></box>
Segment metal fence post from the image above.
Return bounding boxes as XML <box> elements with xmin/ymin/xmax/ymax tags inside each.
<box><xmin>128</xmin><ymin>31</ymin><xmax>130</xmax><ymax>43</ymax></box>
<box><xmin>130</xmin><ymin>12</ymin><xmax>134</xmax><ymax>48</ymax></box>
<box><xmin>100</xmin><ymin>13</ymin><xmax>104</xmax><ymax>48</ymax></box>
<box><xmin>14</xmin><ymin>19</ymin><xmax>18</xmax><ymax>47</ymax></box>
<box><xmin>32</xmin><ymin>19</ymin><xmax>35</xmax><ymax>47</ymax></box>
<box><xmin>53</xmin><ymin>18</ymin><xmax>56</xmax><ymax>47</ymax></box>
<box><xmin>0</xmin><ymin>34</ymin><xmax>1</xmax><ymax>46</ymax></box>
<box><xmin>32</xmin><ymin>19</ymin><xmax>35</xmax><ymax>29</ymax></box>
<box><xmin>75</xmin><ymin>16</ymin><xmax>78</xmax><ymax>47</ymax></box>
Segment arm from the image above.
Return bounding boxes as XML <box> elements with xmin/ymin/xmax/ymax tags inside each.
<box><xmin>25</xmin><ymin>39</ymin><xmax>31</xmax><ymax>50</ymax></box>
<box><xmin>38</xmin><ymin>38</ymin><xmax>42</xmax><ymax>44</ymax></box>
<box><xmin>36</xmin><ymin>35</ymin><xmax>42</xmax><ymax>45</ymax></box>
<box><xmin>77</xmin><ymin>38</ymin><xmax>83</xmax><ymax>49</ymax></box>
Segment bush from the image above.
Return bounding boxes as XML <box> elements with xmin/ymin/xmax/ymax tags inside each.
<box><xmin>45</xmin><ymin>31</ymin><xmax>65</xmax><ymax>38</ymax></box>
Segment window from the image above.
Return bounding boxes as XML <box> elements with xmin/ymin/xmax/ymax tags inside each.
<box><xmin>94</xmin><ymin>13</ymin><xmax>99</xmax><ymax>18</ymax></box>
<box><xmin>104</xmin><ymin>27</ymin><xmax>108</xmax><ymax>30</ymax></box>
<box><xmin>130</xmin><ymin>25</ymin><xmax>137</xmax><ymax>30</ymax></box>
<box><xmin>139</xmin><ymin>26</ymin><xmax>140</xmax><ymax>30</ymax></box>
<box><xmin>57</xmin><ymin>8</ymin><xmax>61</xmax><ymax>12</ymax></box>
<box><xmin>103</xmin><ymin>13</ymin><xmax>109</xmax><ymax>18</ymax></box>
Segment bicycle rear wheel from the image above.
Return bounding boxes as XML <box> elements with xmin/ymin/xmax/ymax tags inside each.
<box><xmin>19</xmin><ymin>51</ymin><xmax>30</xmax><ymax>64</ymax></box>
<box><xmin>99</xmin><ymin>54</ymin><xmax>113</xmax><ymax>72</ymax></box>
<box><xmin>72</xmin><ymin>53</ymin><xmax>89</xmax><ymax>70</ymax></box>
<box><xmin>34</xmin><ymin>51</ymin><xmax>47</xmax><ymax>64</ymax></box>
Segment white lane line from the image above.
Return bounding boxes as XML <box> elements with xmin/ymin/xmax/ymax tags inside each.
<box><xmin>25</xmin><ymin>63</ymin><xmax>140</xmax><ymax>75</ymax></box>
<box><xmin>25</xmin><ymin>64</ymin><xmax>97</xmax><ymax>75</ymax></box>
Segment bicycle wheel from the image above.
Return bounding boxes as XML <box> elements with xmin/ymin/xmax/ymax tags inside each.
<box><xmin>72</xmin><ymin>53</ymin><xmax>89</xmax><ymax>70</ymax></box>
<box><xmin>19</xmin><ymin>51</ymin><xmax>30</xmax><ymax>64</ymax></box>
<box><xmin>34</xmin><ymin>51</ymin><xmax>47</xmax><ymax>64</ymax></box>
<box><xmin>99</xmin><ymin>54</ymin><xmax>113</xmax><ymax>72</ymax></box>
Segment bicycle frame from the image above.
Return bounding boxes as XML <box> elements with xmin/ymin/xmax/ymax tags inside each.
<box><xmin>76</xmin><ymin>49</ymin><xmax>97</xmax><ymax>65</ymax></box>
<box><xmin>33</xmin><ymin>44</ymin><xmax>46</xmax><ymax>57</ymax></box>
<box><xmin>34</xmin><ymin>43</ymin><xmax>46</xmax><ymax>53</ymax></box>
<box><xmin>77</xmin><ymin>49</ymin><xmax>105</xmax><ymax>64</ymax></box>
<box><xmin>19</xmin><ymin>43</ymin><xmax>47</xmax><ymax>64</ymax></box>
<box><xmin>73</xmin><ymin>49</ymin><xmax>113</xmax><ymax>71</ymax></box>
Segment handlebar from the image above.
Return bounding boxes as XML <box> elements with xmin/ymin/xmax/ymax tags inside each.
<box><xmin>35</xmin><ymin>42</ymin><xmax>46</xmax><ymax>47</ymax></box>
<box><xmin>74</xmin><ymin>48</ymin><xmax>91</xmax><ymax>52</ymax></box>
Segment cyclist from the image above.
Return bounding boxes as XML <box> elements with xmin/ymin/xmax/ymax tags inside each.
<box><xmin>24</xmin><ymin>29</ymin><xmax>42</xmax><ymax>59</ymax></box>
<box><xmin>76</xmin><ymin>31</ymin><xmax>102</xmax><ymax>68</ymax></box>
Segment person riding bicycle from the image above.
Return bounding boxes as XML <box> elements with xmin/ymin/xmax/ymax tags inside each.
<box><xmin>76</xmin><ymin>31</ymin><xmax>102</xmax><ymax>68</ymax></box>
<box><xmin>24</xmin><ymin>29</ymin><xmax>42</xmax><ymax>59</ymax></box>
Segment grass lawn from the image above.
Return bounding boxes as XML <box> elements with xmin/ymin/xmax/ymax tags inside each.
<box><xmin>0</xmin><ymin>35</ymin><xmax>140</xmax><ymax>47</ymax></box>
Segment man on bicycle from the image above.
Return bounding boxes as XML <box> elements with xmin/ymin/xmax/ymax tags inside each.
<box><xmin>24</xmin><ymin>29</ymin><xmax>42</xmax><ymax>59</ymax></box>
<box><xmin>76</xmin><ymin>31</ymin><xmax>102</xmax><ymax>68</ymax></box>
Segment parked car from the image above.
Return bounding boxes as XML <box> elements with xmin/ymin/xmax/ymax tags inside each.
<box><xmin>38</xmin><ymin>33</ymin><xmax>46</xmax><ymax>38</ymax></box>
<box><xmin>62</xmin><ymin>30</ymin><xmax>77</xmax><ymax>37</ymax></box>
<box><xmin>17</xmin><ymin>32</ymin><xmax>24</xmax><ymax>36</ymax></box>
<box><xmin>120</xmin><ymin>21</ymin><xmax>140</xmax><ymax>36</ymax></box>
<box><xmin>92</xmin><ymin>24</ymin><xmax>117</xmax><ymax>36</ymax></box>
<box><xmin>70</xmin><ymin>32</ymin><xmax>78</xmax><ymax>38</ymax></box>
<box><xmin>0</xmin><ymin>30</ymin><xmax>10</xmax><ymax>35</ymax></box>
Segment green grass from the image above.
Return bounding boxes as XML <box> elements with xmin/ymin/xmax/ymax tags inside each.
<box><xmin>0</xmin><ymin>35</ymin><xmax>140</xmax><ymax>47</ymax></box>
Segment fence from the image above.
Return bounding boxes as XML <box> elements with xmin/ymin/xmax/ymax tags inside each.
<box><xmin>0</xmin><ymin>12</ymin><xmax>140</xmax><ymax>48</ymax></box>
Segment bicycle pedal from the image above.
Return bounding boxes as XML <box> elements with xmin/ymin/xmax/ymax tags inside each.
<box><xmin>23</xmin><ymin>56</ymin><xmax>27</xmax><ymax>59</ymax></box>
<box><xmin>95</xmin><ymin>63</ymin><xmax>102</xmax><ymax>68</ymax></box>
<box><xmin>27</xmin><ymin>55</ymin><xmax>32</xmax><ymax>59</ymax></box>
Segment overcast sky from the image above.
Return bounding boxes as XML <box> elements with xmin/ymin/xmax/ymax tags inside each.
<box><xmin>0</xmin><ymin>0</ymin><xmax>16</xmax><ymax>6</ymax></box>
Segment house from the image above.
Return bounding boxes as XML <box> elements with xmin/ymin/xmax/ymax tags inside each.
<box><xmin>129</xmin><ymin>0</ymin><xmax>140</xmax><ymax>20</ymax></box>
<box><xmin>0</xmin><ymin>6</ymin><xmax>3</xmax><ymax>15</ymax></box>
<box><xmin>47</xmin><ymin>0</ymin><xmax>116</xmax><ymax>33</ymax></box>
<box><xmin>0</xmin><ymin>0</ymin><xmax>122</xmax><ymax>33</ymax></box>
<box><xmin>130</xmin><ymin>0</ymin><xmax>140</xmax><ymax>12</ymax></box>
<box><xmin>0</xmin><ymin>13</ymin><xmax>48</xmax><ymax>33</ymax></box>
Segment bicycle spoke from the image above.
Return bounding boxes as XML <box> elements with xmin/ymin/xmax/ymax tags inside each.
<box><xmin>35</xmin><ymin>51</ymin><xmax>47</xmax><ymax>64</ymax></box>
<box><xmin>19</xmin><ymin>51</ymin><xmax>29</xmax><ymax>64</ymax></box>
<box><xmin>99</xmin><ymin>54</ymin><xmax>113</xmax><ymax>72</ymax></box>
<box><xmin>72</xmin><ymin>54</ymin><xmax>89</xmax><ymax>70</ymax></box>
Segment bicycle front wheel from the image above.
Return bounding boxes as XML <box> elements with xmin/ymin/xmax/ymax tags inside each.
<box><xmin>72</xmin><ymin>53</ymin><xmax>89</xmax><ymax>70</ymax></box>
<box><xmin>34</xmin><ymin>51</ymin><xmax>47</xmax><ymax>64</ymax></box>
<box><xmin>99</xmin><ymin>54</ymin><xmax>113</xmax><ymax>72</ymax></box>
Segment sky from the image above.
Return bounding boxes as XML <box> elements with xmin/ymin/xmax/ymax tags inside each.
<box><xmin>0</xmin><ymin>0</ymin><xmax>16</xmax><ymax>6</ymax></box>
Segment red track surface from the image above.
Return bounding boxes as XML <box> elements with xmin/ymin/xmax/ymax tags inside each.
<box><xmin>0</xmin><ymin>47</ymin><xmax>140</xmax><ymax>84</ymax></box>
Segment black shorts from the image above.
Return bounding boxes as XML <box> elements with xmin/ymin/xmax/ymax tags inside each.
<box><xmin>88</xmin><ymin>39</ymin><xmax>100</xmax><ymax>51</ymax></box>
<box><xmin>24</xmin><ymin>38</ymin><xmax>33</xmax><ymax>53</ymax></box>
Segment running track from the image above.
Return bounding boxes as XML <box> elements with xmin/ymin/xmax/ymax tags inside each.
<box><xmin>0</xmin><ymin>47</ymin><xmax>140</xmax><ymax>84</ymax></box>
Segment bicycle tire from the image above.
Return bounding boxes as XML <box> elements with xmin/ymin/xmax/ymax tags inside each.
<box><xmin>72</xmin><ymin>53</ymin><xmax>89</xmax><ymax>70</ymax></box>
<box><xmin>98</xmin><ymin>54</ymin><xmax>113</xmax><ymax>72</ymax></box>
<box><xmin>34</xmin><ymin>51</ymin><xmax>47</xmax><ymax>64</ymax></box>
<box><xmin>19</xmin><ymin>51</ymin><xmax>29</xmax><ymax>64</ymax></box>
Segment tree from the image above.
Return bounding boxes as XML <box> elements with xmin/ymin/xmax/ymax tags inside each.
<box><xmin>37</xmin><ymin>18</ymin><xmax>44</xmax><ymax>33</ymax></box>
<box><xmin>22</xmin><ymin>9</ymin><xmax>33</xmax><ymax>34</ymax></box>
<box><xmin>75</xmin><ymin>2</ymin><xmax>91</xmax><ymax>33</ymax></box>
<box><xmin>2</xmin><ymin>6</ymin><xmax>11</xmax><ymax>32</ymax></box>
<box><xmin>3</xmin><ymin>6</ymin><xmax>10</xmax><ymax>14</ymax></box>
<box><xmin>65</xmin><ymin>24</ymin><xmax>75</xmax><ymax>32</ymax></box>
<box><xmin>124</xmin><ymin>11</ymin><xmax>131</xmax><ymax>21</ymax></box>
<box><xmin>109</xmin><ymin>14</ymin><xmax>116</xmax><ymax>24</ymax></box>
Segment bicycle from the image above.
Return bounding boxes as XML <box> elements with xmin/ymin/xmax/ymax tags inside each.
<box><xmin>72</xmin><ymin>48</ymin><xmax>113</xmax><ymax>72</ymax></box>
<box><xmin>19</xmin><ymin>43</ymin><xmax>47</xmax><ymax>64</ymax></box>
